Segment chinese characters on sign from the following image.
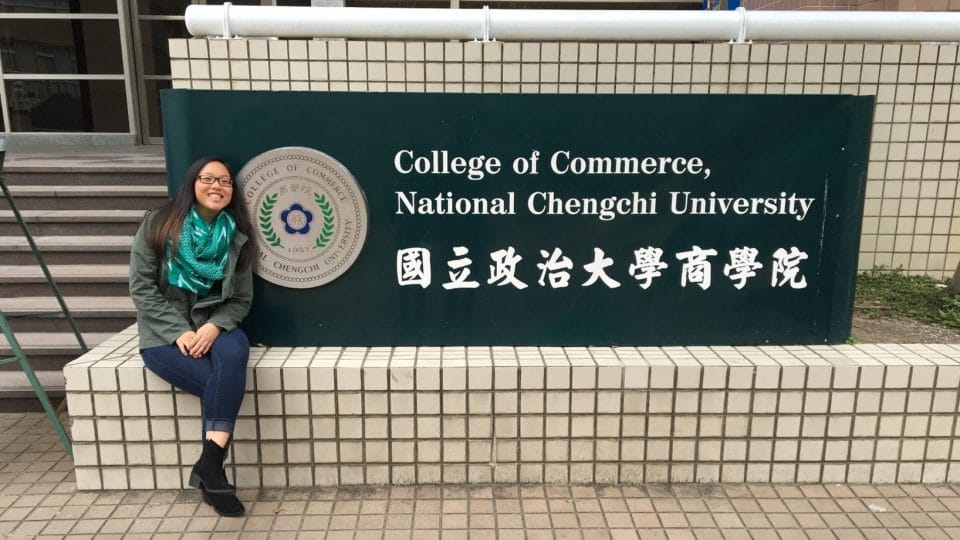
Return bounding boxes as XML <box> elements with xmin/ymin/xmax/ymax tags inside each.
<box><xmin>397</xmin><ymin>246</ymin><xmax>809</xmax><ymax>291</ymax></box>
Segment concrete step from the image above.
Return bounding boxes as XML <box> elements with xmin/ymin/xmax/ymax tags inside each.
<box><xmin>3</xmin><ymin>145</ymin><xmax>164</xmax><ymax>183</ymax></box>
<box><xmin>0</xmin><ymin>265</ymin><xmax>130</xmax><ymax>297</ymax></box>
<box><xmin>1</xmin><ymin>170</ymin><xmax>165</xmax><ymax>186</ymax></box>
<box><xmin>0</xmin><ymin>331</ymin><xmax>112</xmax><ymax>374</ymax></box>
<box><xmin>0</xmin><ymin>370</ymin><xmax>66</xmax><ymax>398</ymax></box>
<box><xmin>0</xmin><ymin>296</ymin><xmax>136</xmax><ymax>333</ymax></box>
<box><xmin>0</xmin><ymin>149</ymin><xmax>159</xmax><ymax>399</ymax></box>
<box><xmin>0</xmin><ymin>185</ymin><xmax>168</xmax><ymax>211</ymax></box>
<box><xmin>0</xmin><ymin>235</ymin><xmax>132</xmax><ymax>264</ymax></box>
<box><xmin>0</xmin><ymin>209</ymin><xmax>146</xmax><ymax>235</ymax></box>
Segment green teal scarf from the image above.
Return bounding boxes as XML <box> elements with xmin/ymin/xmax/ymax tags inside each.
<box><xmin>167</xmin><ymin>205</ymin><xmax>236</xmax><ymax>296</ymax></box>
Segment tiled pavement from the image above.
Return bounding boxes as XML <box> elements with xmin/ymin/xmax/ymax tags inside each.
<box><xmin>4</xmin><ymin>413</ymin><xmax>960</xmax><ymax>539</ymax></box>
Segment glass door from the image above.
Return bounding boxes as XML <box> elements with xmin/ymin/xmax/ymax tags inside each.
<box><xmin>130</xmin><ymin>1</ymin><xmax>311</xmax><ymax>143</ymax></box>
<box><xmin>0</xmin><ymin>0</ymin><xmax>134</xmax><ymax>139</ymax></box>
<box><xmin>129</xmin><ymin>0</ymin><xmax>190</xmax><ymax>143</ymax></box>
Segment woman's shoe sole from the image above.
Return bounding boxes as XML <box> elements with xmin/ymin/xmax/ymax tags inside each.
<box><xmin>201</xmin><ymin>491</ymin><xmax>245</xmax><ymax>517</ymax></box>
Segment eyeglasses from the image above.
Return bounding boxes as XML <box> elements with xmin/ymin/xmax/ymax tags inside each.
<box><xmin>197</xmin><ymin>174</ymin><xmax>233</xmax><ymax>188</ymax></box>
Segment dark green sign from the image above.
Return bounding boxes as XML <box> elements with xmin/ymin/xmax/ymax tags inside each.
<box><xmin>162</xmin><ymin>90</ymin><xmax>873</xmax><ymax>346</ymax></box>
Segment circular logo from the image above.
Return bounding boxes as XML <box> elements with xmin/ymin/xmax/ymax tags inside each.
<box><xmin>238</xmin><ymin>147</ymin><xmax>368</xmax><ymax>289</ymax></box>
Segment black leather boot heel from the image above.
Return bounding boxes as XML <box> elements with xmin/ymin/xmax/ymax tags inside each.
<box><xmin>188</xmin><ymin>439</ymin><xmax>236</xmax><ymax>494</ymax></box>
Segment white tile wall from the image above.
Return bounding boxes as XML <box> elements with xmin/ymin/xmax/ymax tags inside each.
<box><xmin>65</xmin><ymin>325</ymin><xmax>960</xmax><ymax>488</ymax></box>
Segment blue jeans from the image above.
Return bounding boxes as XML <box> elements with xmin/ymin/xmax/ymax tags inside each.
<box><xmin>140</xmin><ymin>328</ymin><xmax>250</xmax><ymax>436</ymax></box>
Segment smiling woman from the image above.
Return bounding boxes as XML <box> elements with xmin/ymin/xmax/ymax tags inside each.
<box><xmin>128</xmin><ymin>156</ymin><xmax>256</xmax><ymax>517</ymax></box>
<box><xmin>193</xmin><ymin>161</ymin><xmax>234</xmax><ymax>221</ymax></box>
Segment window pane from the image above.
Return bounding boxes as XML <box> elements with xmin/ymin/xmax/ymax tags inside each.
<box><xmin>6</xmin><ymin>79</ymin><xmax>128</xmax><ymax>132</ymax></box>
<box><xmin>144</xmin><ymin>78</ymin><xmax>170</xmax><ymax>138</ymax></box>
<box><xmin>276</xmin><ymin>0</ymin><xmax>313</xmax><ymax>5</ymax></box>
<box><xmin>0</xmin><ymin>0</ymin><xmax>116</xmax><ymax>13</ymax></box>
<box><xmin>137</xmin><ymin>0</ymin><xmax>190</xmax><ymax>15</ymax></box>
<box><xmin>0</xmin><ymin>20</ymin><xmax>123</xmax><ymax>74</ymax></box>
<box><xmin>139</xmin><ymin>19</ymin><xmax>188</xmax><ymax>76</ymax></box>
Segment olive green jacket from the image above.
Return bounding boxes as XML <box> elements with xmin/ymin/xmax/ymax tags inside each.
<box><xmin>129</xmin><ymin>212</ymin><xmax>253</xmax><ymax>349</ymax></box>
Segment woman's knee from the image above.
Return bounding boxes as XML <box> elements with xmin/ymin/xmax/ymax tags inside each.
<box><xmin>228</xmin><ymin>328</ymin><xmax>250</xmax><ymax>349</ymax></box>
<box><xmin>211</xmin><ymin>328</ymin><xmax>250</xmax><ymax>363</ymax></box>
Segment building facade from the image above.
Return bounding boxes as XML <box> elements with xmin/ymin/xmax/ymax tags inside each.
<box><xmin>0</xmin><ymin>0</ymin><xmax>955</xmax><ymax>145</ymax></box>
<box><xmin>0</xmin><ymin>0</ymin><xmax>703</xmax><ymax>146</ymax></box>
<box><xmin>0</xmin><ymin>1</ymin><xmax>336</xmax><ymax>145</ymax></box>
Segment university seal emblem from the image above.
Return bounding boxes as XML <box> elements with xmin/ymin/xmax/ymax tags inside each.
<box><xmin>238</xmin><ymin>147</ymin><xmax>368</xmax><ymax>288</ymax></box>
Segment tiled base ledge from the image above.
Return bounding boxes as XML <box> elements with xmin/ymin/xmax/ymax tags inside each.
<box><xmin>64</xmin><ymin>325</ymin><xmax>960</xmax><ymax>490</ymax></box>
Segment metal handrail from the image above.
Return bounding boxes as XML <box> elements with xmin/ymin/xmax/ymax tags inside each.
<box><xmin>0</xmin><ymin>140</ymin><xmax>75</xmax><ymax>456</ymax></box>
<box><xmin>0</xmin><ymin>144</ymin><xmax>87</xmax><ymax>353</ymax></box>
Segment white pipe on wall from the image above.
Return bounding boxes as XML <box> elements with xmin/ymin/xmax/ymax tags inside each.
<box><xmin>185</xmin><ymin>4</ymin><xmax>960</xmax><ymax>42</ymax></box>
<box><xmin>488</xmin><ymin>10</ymin><xmax>741</xmax><ymax>41</ymax></box>
<box><xmin>747</xmin><ymin>11</ymin><xmax>960</xmax><ymax>41</ymax></box>
<box><xmin>188</xmin><ymin>6</ymin><xmax>484</xmax><ymax>41</ymax></box>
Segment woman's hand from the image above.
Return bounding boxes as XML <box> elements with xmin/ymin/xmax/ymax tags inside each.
<box><xmin>186</xmin><ymin>323</ymin><xmax>222</xmax><ymax>357</ymax></box>
<box><xmin>175</xmin><ymin>330</ymin><xmax>197</xmax><ymax>356</ymax></box>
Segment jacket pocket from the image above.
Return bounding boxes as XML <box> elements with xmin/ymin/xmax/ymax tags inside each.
<box><xmin>162</xmin><ymin>287</ymin><xmax>191</xmax><ymax>321</ymax></box>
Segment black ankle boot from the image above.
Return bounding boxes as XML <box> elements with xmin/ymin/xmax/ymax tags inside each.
<box><xmin>201</xmin><ymin>488</ymin><xmax>245</xmax><ymax>517</ymax></box>
<box><xmin>188</xmin><ymin>439</ymin><xmax>235</xmax><ymax>494</ymax></box>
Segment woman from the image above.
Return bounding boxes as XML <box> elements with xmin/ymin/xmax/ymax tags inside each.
<box><xmin>129</xmin><ymin>156</ymin><xmax>254</xmax><ymax>517</ymax></box>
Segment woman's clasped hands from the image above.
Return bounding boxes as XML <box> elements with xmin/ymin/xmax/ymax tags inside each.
<box><xmin>175</xmin><ymin>323</ymin><xmax>223</xmax><ymax>358</ymax></box>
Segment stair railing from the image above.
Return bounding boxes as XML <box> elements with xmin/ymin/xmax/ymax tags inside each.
<box><xmin>0</xmin><ymin>138</ymin><xmax>79</xmax><ymax>455</ymax></box>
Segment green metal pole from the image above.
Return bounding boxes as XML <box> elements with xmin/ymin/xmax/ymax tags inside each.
<box><xmin>0</xmin><ymin>311</ymin><xmax>72</xmax><ymax>455</ymax></box>
<box><xmin>0</xmin><ymin>140</ymin><xmax>87</xmax><ymax>352</ymax></box>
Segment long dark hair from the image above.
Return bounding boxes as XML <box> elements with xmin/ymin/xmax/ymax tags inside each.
<box><xmin>147</xmin><ymin>156</ymin><xmax>254</xmax><ymax>271</ymax></box>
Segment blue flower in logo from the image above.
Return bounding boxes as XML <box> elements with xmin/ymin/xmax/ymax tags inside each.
<box><xmin>280</xmin><ymin>203</ymin><xmax>313</xmax><ymax>235</ymax></box>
